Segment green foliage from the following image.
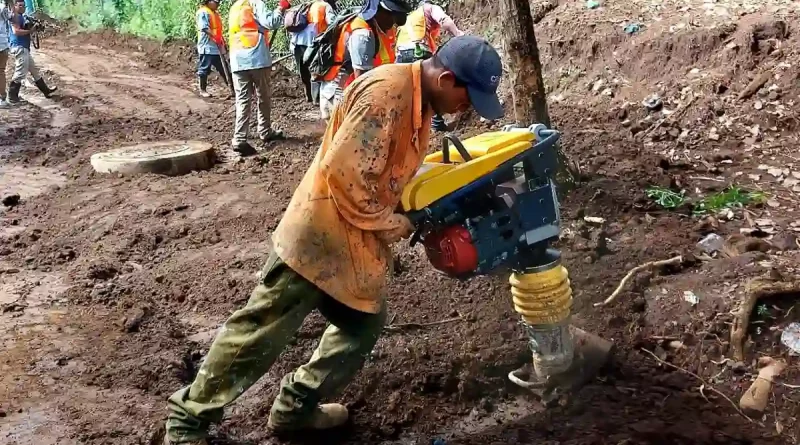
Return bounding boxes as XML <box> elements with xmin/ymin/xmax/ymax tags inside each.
<box><xmin>646</xmin><ymin>185</ymin><xmax>766</xmax><ymax>216</ymax></box>
<box><xmin>40</xmin><ymin>0</ymin><xmax>286</xmax><ymax>47</ymax></box>
<box><xmin>646</xmin><ymin>186</ymin><xmax>686</xmax><ymax>209</ymax></box>
<box><xmin>692</xmin><ymin>186</ymin><xmax>765</xmax><ymax>216</ymax></box>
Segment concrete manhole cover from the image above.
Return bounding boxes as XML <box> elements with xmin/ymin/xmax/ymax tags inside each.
<box><xmin>90</xmin><ymin>140</ymin><xmax>215</xmax><ymax>176</ymax></box>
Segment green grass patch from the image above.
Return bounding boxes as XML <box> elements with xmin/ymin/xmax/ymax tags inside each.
<box><xmin>645</xmin><ymin>186</ymin><xmax>686</xmax><ymax>209</ymax></box>
<box><xmin>646</xmin><ymin>185</ymin><xmax>765</xmax><ymax>216</ymax></box>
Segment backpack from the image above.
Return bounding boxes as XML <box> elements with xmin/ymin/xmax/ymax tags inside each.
<box><xmin>284</xmin><ymin>4</ymin><xmax>311</xmax><ymax>33</ymax></box>
<box><xmin>302</xmin><ymin>12</ymin><xmax>360</xmax><ymax>80</ymax></box>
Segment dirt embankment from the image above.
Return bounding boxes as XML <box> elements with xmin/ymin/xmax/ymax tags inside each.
<box><xmin>2</xmin><ymin>2</ymin><xmax>800</xmax><ymax>444</ymax></box>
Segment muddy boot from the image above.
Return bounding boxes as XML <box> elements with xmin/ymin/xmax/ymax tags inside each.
<box><xmin>198</xmin><ymin>76</ymin><xmax>211</xmax><ymax>98</ymax></box>
<box><xmin>34</xmin><ymin>78</ymin><xmax>58</xmax><ymax>98</ymax></box>
<box><xmin>267</xmin><ymin>403</ymin><xmax>349</xmax><ymax>432</ymax></box>
<box><xmin>260</xmin><ymin>128</ymin><xmax>285</xmax><ymax>143</ymax></box>
<box><xmin>162</xmin><ymin>436</ymin><xmax>209</xmax><ymax>445</ymax></box>
<box><xmin>232</xmin><ymin>141</ymin><xmax>257</xmax><ymax>157</ymax></box>
<box><xmin>7</xmin><ymin>81</ymin><xmax>21</xmax><ymax>103</ymax></box>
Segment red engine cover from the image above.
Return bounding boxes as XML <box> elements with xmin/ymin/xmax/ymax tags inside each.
<box><xmin>422</xmin><ymin>225</ymin><xmax>479</xmax><ymax>276</ymax></box>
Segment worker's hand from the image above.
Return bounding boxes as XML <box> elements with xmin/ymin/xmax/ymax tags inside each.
<box><xmin>377</xmin><ymin>214</ymin><xmax>415</xmax><ymax>245</ymax></box>
<box><xmin>278</xmin><ymin>0</ymin><xmax>290</xmax><ymax>11</ymax></box>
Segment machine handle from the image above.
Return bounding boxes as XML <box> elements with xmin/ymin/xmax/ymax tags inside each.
<box><xmin>442</xmin><ymin>135</ymin><xmax>472</xmax><ymax>164</ymax></box>
<box><xmin>405</xmin><ymin>210</ymin><xmax>429</xmax><ymax>247</ymax></box>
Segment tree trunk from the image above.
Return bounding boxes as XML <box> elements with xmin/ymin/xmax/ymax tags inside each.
<box><xmin>500</xmin><ymin>0</ymin><xmax>577</xmax><ymax>188</ymax></box>
<box><xmin>499</xmin><ymin>0</ymin><xmax>551</xmax><ymax>127</ymax></box>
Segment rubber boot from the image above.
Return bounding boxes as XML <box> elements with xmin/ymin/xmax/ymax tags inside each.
<box><xmin>267</xmin><ymin>403</ymin><xmax>349</xmax><ymax>432</ymax></box>
<box><xmin>198</xmin><ymin>76</ymin><xmax>211</xmax><ymax>98</ymax></box>
<box><xmin>8</xmin><ymin>81</ymin><xmax>21</xmax><ymax>103</ymax></box>
<box><xmin>233</xmin><ymin>141</ymin><xmax>257</xmax><ymax>157</ymax></box>
<box><xmin>34</xmin><ymin>78</ymin><xmax>57</xmax><ymax>98</ymax></box>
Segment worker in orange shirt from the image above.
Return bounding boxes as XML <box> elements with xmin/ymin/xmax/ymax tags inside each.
<box><xmin>396</xmin><ymin>0</ymin><xmax>464</xmax><ymax>131</ymax></box>
<box><xmin>317</xmin><ymin>0</ymin><xmax>412</xmax><ymax>120</ymax></box>
<box><xmin>289</xmin><ymin>0</ymin><xmax>335</xmax><ymax>104</ymax></box>
<box><xmin>162</xmin><ymin>36</ymin><xmax>504</xmax><ymax>445</ymax></box>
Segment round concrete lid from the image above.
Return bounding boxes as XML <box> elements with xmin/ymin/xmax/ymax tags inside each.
<box><xmin>90</xmin><ymin>140</ymin><xmax>215</xmax><ymax>176</ymax></box>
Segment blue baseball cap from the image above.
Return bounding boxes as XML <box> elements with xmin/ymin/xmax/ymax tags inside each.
<box><xmin>436</xmin><ymin>36</ymin><xmax>504</xmax><ymax>121</ymax></box>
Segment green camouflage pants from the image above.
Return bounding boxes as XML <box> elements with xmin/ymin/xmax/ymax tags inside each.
<box><xmin>165</xmin><ymin>253</ymin><xmax>386</xmax><ymax>443</ymax></box>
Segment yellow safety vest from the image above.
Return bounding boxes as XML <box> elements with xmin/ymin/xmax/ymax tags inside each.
<box><xmin>396</xmin><ymin>7</ymin><xmax>440</xmax><ymax>52</ymax></box>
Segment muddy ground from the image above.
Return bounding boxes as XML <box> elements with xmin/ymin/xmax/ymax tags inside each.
<box><xmin>2</xmin><ymin>1</ymin><xmax>800</xmax><ymax>444</ymax></box>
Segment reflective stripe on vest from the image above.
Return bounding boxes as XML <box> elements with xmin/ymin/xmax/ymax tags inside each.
<box><xmin>229</xmin><ymin>0</ymin><xmax>269</xmax><ymax>51</ymax></box>
<box><xmin>199</xmin><ymin>6</ymin><xmax>224</xmax><ymax>46</ymax></box>
<box><xmin>396</xmin><ymin>7</ymin><xmax>440</xmax><ymax>52</ymax></box>
<box><xmin>308</xmin><ymin>1</ymin><xmax>328</xmax><ymax>34</ymax></box>
<box><xmin>323</xmin><ymin>18</ymin><xmax>396</xmax><ymax>83</ymax></box>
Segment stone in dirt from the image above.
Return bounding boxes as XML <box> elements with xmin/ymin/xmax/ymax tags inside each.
<box><xmin>770</xmin><ymin>232</ymin><xmax>798</xmax><ymax>251</ymax></box>
<box><xmin>697</xmin><ymin>233</ymin><xmax>724</xmax><ymax>254</ymax></box>
<box><xmin>2</xmin><ymin>194</ymin><xmax>21</xmax><ymax>207</ymax></box>
<box><xmin>123</xmin><ymin>307</ymin><xmax>149</xmax><ymax>333</ymax></box>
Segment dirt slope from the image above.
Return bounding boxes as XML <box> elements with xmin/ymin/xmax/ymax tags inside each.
<box><xmin>2</xmin><ymin>1</ymin><xmax>800</xmax><ymax>444</ymax></box>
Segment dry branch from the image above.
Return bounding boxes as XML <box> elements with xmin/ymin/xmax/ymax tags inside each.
<box><xmin>594</xmin><ymin>256</ymin><xmax>683</xmax><ymax>307</ymax></box>
<box><xmin>641</xmin><ymin>348</ymin><xmax>753</xmax><ymax>423</ymax></box>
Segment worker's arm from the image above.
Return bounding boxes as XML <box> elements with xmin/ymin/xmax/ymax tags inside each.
<box><xmin>11</xmin><ymin>16</ymin><xmax>31</xmax><ymax>36</ymax></box>
<box><xmin>320</xmin><ymin>88</ymin><xmax>410</xmax><ymax>235</ymax></box>
<box><xmin>251</xmin><ymin>0</ymin><xmax>287</xmax><ymax>31</ymax></box>
<box><xmin>429</xmin><ymin>4</ymin><xmax>464</xmax><ymax>37</ymax></box>
<box><xmin>347</xmin><ymin>28</ymin><xmax>375</xmax><ymax>79</ymax></box>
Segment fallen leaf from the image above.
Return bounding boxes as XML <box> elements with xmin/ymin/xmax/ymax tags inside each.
<box><xmin>757</xmin><ymin>164</ymin><xmax>770</xmax><ymax>170</ymax></box>
<box><xmin>584</xmin><ymin>216</ymin><xmax>606</xmax><ymax>225</ymax></box>
<box><xmin>768</xmin><ymin>168</ymin><xmax>784</xmax><ymax>177</ymax></box>
<box><xmin>776</xmin><ymin>419</ymin><xmax>783</xmax><ymax>435</ymax></box>
<box><xmin>683</xmin><ymin>291</ymin><xmax>699</xmax><ymax>306</ymax></box>
<box><xmin>767</xmin><ymin>199</ymin><xmax>780</xmax><ymax>208</ymax></box>
<box><xmin>755</xmin><ymin>218</ymin><xmax>776</xmax><ymax>227</ymax></box>
<box><xmin>748</xmin><ymin>174</ymin><xmax>762</xmax><ymax>181</ymax></box>
<box><xmin>793</xmin><ymin>171</ymin><xmax>800</xmax><ymax>179</ymax></box>
<box><xmin>784</xmin><ymin>178</ymin><xmax>800</xmax><ymax>187</ymax></box>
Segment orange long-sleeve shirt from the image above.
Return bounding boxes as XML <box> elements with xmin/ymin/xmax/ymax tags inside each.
<box><xmin>272</xmin><ymin>62</ymin><xmax>433</xmax><ymax>313</ymax></box>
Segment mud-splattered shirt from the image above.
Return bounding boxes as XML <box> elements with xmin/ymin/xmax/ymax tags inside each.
<box><xmin>272</xmin><ymin>61</ymin><xmax>432</xmax><ymax>314</ymax></box>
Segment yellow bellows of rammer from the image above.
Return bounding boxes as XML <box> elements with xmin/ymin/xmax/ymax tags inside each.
<box><xmin>509</xmin><ymin>265</ymin><xmax>572</xmax><ymax>325</ymax></box>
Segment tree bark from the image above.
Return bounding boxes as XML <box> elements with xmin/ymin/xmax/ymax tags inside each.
<box><xmin>500</xmin><ymin>0</ymin><xmax>577</xmax><ymax>188</ymax></box>
<box><xmin>499</xmin><ymin>0</ymin><xmax>551</xmax><ymax>127</ymax></box>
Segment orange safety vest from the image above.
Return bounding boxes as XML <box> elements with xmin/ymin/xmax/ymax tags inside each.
<box><xmin>307</xmin><ymin>1</ymin><xmax>329</xmax><ymax>34</ymax></box>
<box><xmin>322</xmin><ymin>18</ymin><xmax>396</xmax><ymax>85</ymax></box>
<box><xmin>199</xmin><ymin>5</ymin><xmax>224</xmax><ymax>46</ymax></box>
<box><xmin>229</xmin><ymin>0</ymin><xmax>269</xmax><ymax>52</ymax></box>
<box><xmin>396</xmin><ymin>7</ymin><xmax>441</xmax><ymax>52</ymax></box>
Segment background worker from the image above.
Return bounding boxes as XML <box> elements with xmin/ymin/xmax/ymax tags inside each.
<box><xmin>317</xmin><ymin>0</ymin><xmax>412</xmax><ymax>120</ymax></box>
<box><xmin>7</xmin><ymin>0</ymin><xmax>56</xmax><ymax>103</ymax></box>
<box><xmin>396</xmin><ymin>0</ymin><xmax>463</xmax><ymax>131</ymax></box>
<box><xmin>0</xmin><ymin>0</ymin><xmax>11</xmax><ymax>107</ymax></box>
<box><xmin>163</xmin><ymin>35</ymin><xmax>504</xmax><ymax>445</ymax></box>
<box><xmin>228</xmin><ymin>0</ymin><xmax>289</xmax><ymax>156</ymax></box>
<box><xmin>195</xmin><ymin>0</ymin><xmax>230</xmax><ymax>98</ymax></box>
<box><xmin>288</xmin><ymin>0</ymin><xmax>335</xmax><ymax>104</ymax></box>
